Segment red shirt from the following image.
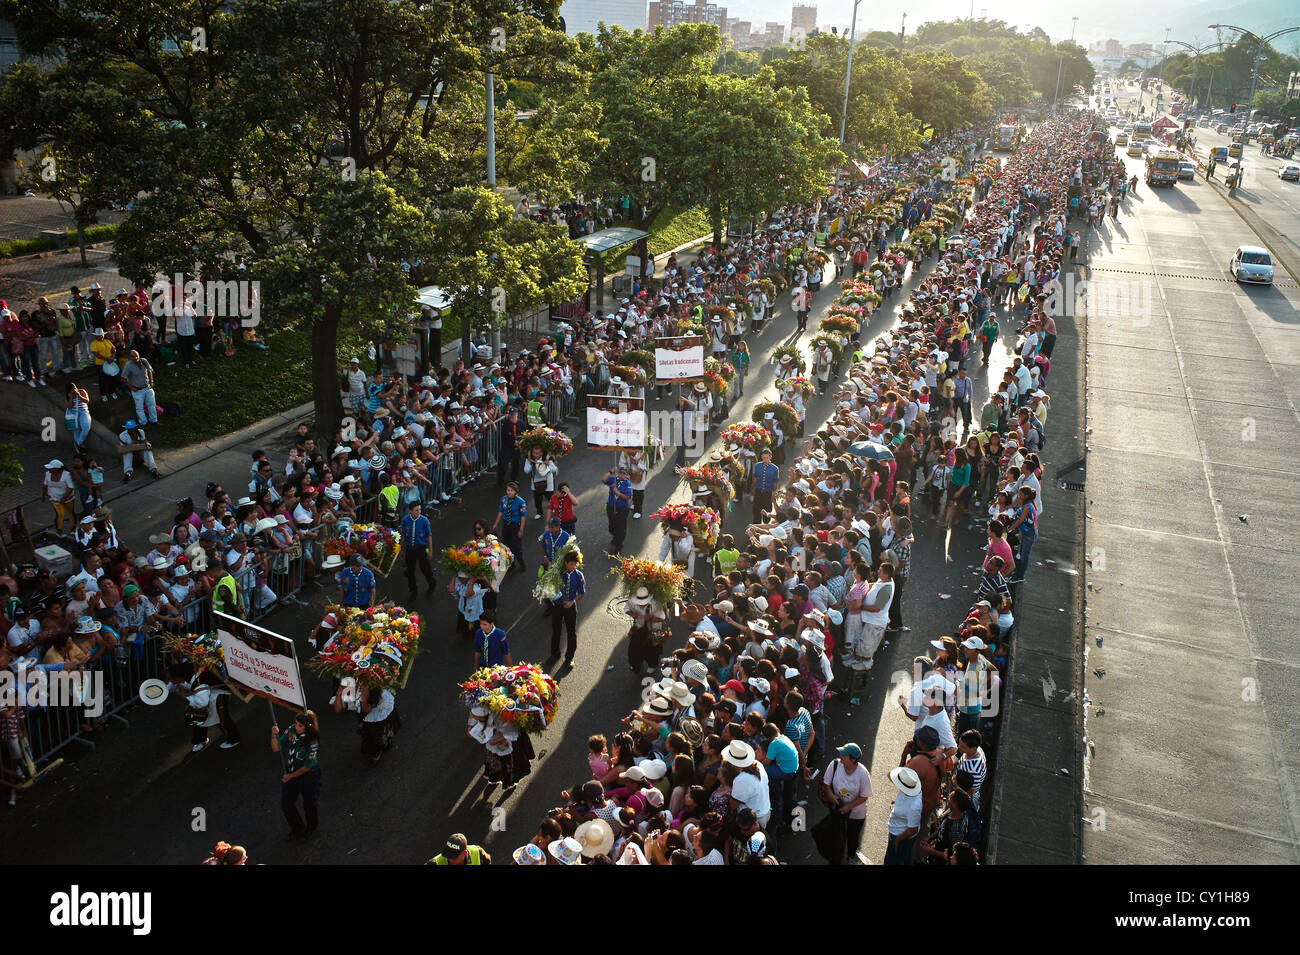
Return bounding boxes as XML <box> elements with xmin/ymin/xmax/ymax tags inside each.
<box><xmin>984</xmin><ymin>537</ymin><xmax>1015</xmax><ymax>574</ymax></box>
<box><xmin>548</xmin><ymin>492</ymin><xmax>576</xmax><ymax>523</ymax></box>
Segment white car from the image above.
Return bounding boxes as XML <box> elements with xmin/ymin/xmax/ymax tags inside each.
<box><xmin>1280</xmin><ymin>164</ymin><xmax>1300</xmax><ymax>182</ymax></box>
<box><xmin>1230</xmin><ymin>246</ymin><xmax>1274</xmax><ymax>285</ymax></box>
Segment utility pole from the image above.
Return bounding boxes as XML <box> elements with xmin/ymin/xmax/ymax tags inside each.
<box><xmin>898</xmin><ymin>13</ymin><xmax>907</xmax><ymax>54</ymax></box>
<box><xmin>839</xmin><ymin>0</ymin><xmax>862</xmax><ymax>144</ymax></box>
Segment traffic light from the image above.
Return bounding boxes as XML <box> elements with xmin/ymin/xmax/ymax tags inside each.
<box><xmin>1230</xmin><ymin>104</ymin><xmax>1236</xmax><ymax>113</ymax></box>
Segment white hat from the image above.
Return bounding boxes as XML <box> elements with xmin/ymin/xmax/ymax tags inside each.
<box><xmin>254</xmin><ymin>517</ymin><xmax>278</xmax><ymax>534</ymax></box>
<box><xmin>641</xmin><ymin>758</ymin><xmax>668</xmax><ymax>780</ymax></box>
<box><xmin>713</xmin><ymin>600</ymin><xmax>734</xmax><ymax>614</ymax></box>
<box><xmin>681</xmin><ymin>659</ymin><xmax>709</xmax><ymax>684</ymax></box>
<box><xmin>749</xmin><ymin>619</ymin><xmax>774</xmax><ymax>638</ymax></box>
<box><xmin>322</xmin><ymin>554</ymin><xmax>345</xmax><ymax>570</ymax></box>
<box><xmin>150</xmin><ymin>556</ymin><xmax>172</xmax><ymax>570</ymax></box>
<box><xmin>547</xmin><ymin>837</ymin><xmax>583</xmax><ymax>865</ymax></box>
<box><xmin>890</xmin><ymin>766</ymin><xmax>922</xmax><ymax>796</ymax></box>
<box><xmin>667</xmin><ymin>682</ymin><xmax>696</xmax><ymax>707</ymax></box>
<box><xmin>44</xmin><ymin>459</ymin><xmax>64</xmax><ymax>470</ymax></box>
<box><xmin>800</xmin><ymin>628</ymin><xmax>826</xmax><ymax>650</ymax></box>
<box><xmin>962</xmin><ymin>636</ymin><xmax>987</xmax><ymax>650</ymax></box>
<box><xmin>747</xmin><ymin>676</ymin><xmax>771</xmax><ymax>695</ymax></box>
<box><xmin>751</xmin><ymin>596</ymin><xmax>769</xmax><ymax>612</ymax></box>
<box><xmin>573</xmin><ymin>819</ymin><xmax>615</xmax><ymax>858</ymax></box>
<box><xmin>722</xmin><ymin>740</ymin><xmax>756</xmax><ymax>768</ymax></box>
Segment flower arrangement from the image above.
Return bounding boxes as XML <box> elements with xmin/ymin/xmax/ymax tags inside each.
<box><xmin>608</xmin><ymin>363</ymin><xmax>648</xmax><ymax>387</ymax></box>
<box><xmin>770</xmin><ymin>345</ymin><xmax>805</xmax><ymax>375</ymax></box>
<box><xmin>751</xmin><ymin>399</ymin><xmax>800</xmax><ymax>438</ymax></box>
<box><xmin>620</xmin><ymin>348</ymin><xmax>655</xmax><ymax>377</ymax></box>
<box><xmin>442</xmin><ymin>534</ymin><xmax>513</xmax><ymax>589</ymax></box>
<box><xmin>819</xmin><ymin>314</ymin><xmax>860</xmax><ymax>337</ymax></box>
<box><xmin>161</xmin><ymin>632</ymin><xmax>225</xmax><ymax>676</ymax></box>
<box><xmin>532</xmin><ymin>537</ymin><xmax>583</xmax><ymax>602</ymax></box>
<box><xmin>725</xmin><ymin>294</ymin><xmax>752</xmax><ymax>317</ymax></box>
<box><xmin>838</xmin><ymin>276</ymin><xmax>877</xmax><ymax>297</ymax></box>
<box><xmin>676</xmin><ymin>318</ymin><xmax>706</xmax><ymax>337</ymax></box>
<box><xmin>610</xmin><ymin>555</ymin><xmax>689</xmax><ymax>608</ymax></box>
<box><xmin>518</xmin><ymin>426</ymin><xmax>573</xmax><ymax>459</ymax></box>
<box><xmin>702</xmin><ymin>357</ymin><xmax>736</xmax><ymax>399</ymax></box>
<box><xmin>676</xmin><ymin>464</ymin><xmax>734</xmax><ymax>506</ymax></box>
<box><xmin>330</xmin><ymin>523</ymin><xmax>401</xmax><ymax>576</ymax></box>
<box><xmin>710</xmin><ymin>448</ymin><xmax>745</xmax><ymax>488</ymax></box>
<box><xmin>460</xmin><ymin>663</ymin><xmax>559</xmax><ymax>735</ymax></box>
<box><xmin>309</xmin><ymin>603</ymin><xmax>421</xmax><ymax>692</ymax></box>
<box><xmin>704</xmin><ymin>304</ymin><xmax>731</xmax><ymax>323</ymax></box>
<box><xmin>777</xmin><ymin>376</ymin><xmax>817</xmax><ymax>399</ymax></box>
<box><xmin>721</xmin><ymin>422</ymin><xmax>773</xmax><ymax>452</ymax></box>
<box><xmin>750</xmin><ymin>278</ymin><xmax>776</xmax><ymax>300</ymax></box>
<box><xmin>804</xmin><ymin>249</ymin><xmax>829</xmax><ymax>268</ymax></box>
<box><xmin>810</xmin><ymin>333</ymin><xmax>846</xmax><ymax>367</ymax></box>
<box><xmin>838</xmin><ymin>289</ymin><xmax>880</xmax><ymax>309</ymax></box>
<box><xmin>649</xmin><ymin>502</ymin><xmax>720</xmax><ymax>549</ymax></box>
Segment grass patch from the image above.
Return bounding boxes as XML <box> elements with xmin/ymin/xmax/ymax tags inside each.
<box><xmin>91</xmin><ymin>321</ymin><xmax>367</xmax><ymax>449</ymax></box>
<box><xmin>0</xmin><ymin>224</ymin><xmax>118</xmax><ymax>259</ymax></box>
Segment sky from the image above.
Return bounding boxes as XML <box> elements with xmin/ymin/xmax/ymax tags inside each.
<box><xmin>728</xmin><ymin>0</ymin><xmax>1298</xmax><ymax>50</ymax></box>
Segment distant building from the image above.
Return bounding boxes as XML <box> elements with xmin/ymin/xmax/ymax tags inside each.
<box><xmin>648</xmin><ymin>0</ymin><xmax>728</xmax><ymax>30</ymax></box>
<box><xmin>790</xmin><ymin>4</ymin><xmax>816</xmax><ymax>36</ymax></box>
<box><xmin>560</xmin><ymin>0</ymin><xmax>648</xmax><ymax>34</ymax></box>
<box><xmin>763</xmin><ymin>21</ymin><xmax>786</xmax><ymax>45</ymax></box>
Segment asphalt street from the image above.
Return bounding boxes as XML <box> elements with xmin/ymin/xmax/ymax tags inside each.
<box><xmin>1080</xmin><ymin>135</ymin><xmax>1300</xmax><ymax>863</ymax></box>
<box><xmin>3</xmin><ymin>205</ymin><xmax>1039</xmax><ymax>865</ymax></box>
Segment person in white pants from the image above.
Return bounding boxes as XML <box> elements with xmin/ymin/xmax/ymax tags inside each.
<box><xmin>119</xmin><ymin>421</ymin><xmax>158</xmax><ymax>481</ymax></box>
<box><xmin>225</xmin><ymin>536</ymin><xmax>278</xmax><ymax>612</ymax></box>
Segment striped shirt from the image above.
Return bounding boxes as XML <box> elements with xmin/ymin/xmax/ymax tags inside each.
<box><xmin>957</xmin><ymin>746</ymin><xmax>987</xmax><ymax>810</ymax></box>
<box><xmin>784</xmin><ymin>708</ymin><xmax>812</xmax><ymax>751</ymax></box>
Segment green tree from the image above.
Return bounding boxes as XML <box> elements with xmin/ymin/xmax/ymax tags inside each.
<box><xmin>903</xmin><ymin>49</ymin><xmax>992</xmax><ymax>135</ymax></box>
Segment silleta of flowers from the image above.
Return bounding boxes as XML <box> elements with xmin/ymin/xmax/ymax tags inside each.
<box><xmin>710</xmin><ymin>449</ymin><xmax>745</xmax><ymax>489</ymax></box>
<box><xmin>161</xmin><ymin>632</ymin><xmax>225</xmax><ymax>676</ymax></box>
<box><xmin>770</xmin><ymin>345</ymin><xmax>806</xmax><ymax>375</ymax></box>
<box><xmin>810</xmin><ymin>333</ymin><xmax>846</xmax><ymax>367</ymax></box>
<box><xmin>676</xmin><ymin>464</ymin><xmax>733</xmax><ymax>506</ymax></box>
<box><xmin>309</xmin><ymin>603</ymin><xmax>420</xmax><ymax>692</ymax></box>
<box><xmin>460</xmin><ymin>663</ymin><xmax>559</xmax><ymax>735</ymax></box>
<box><xmin>442</xmin><ymin>534</ymin><xmax>513</xmax><ymax>589</ymax></box>
<box><xmin>532</xmin><ymin>537</ymin><xmax>583</xmax><ymax>602</ymax></box>
<box><xmin>819</xmin><ymin>314</ymin><xmax>860</xmax><ymax>337</ymax></box>
<box><xmin>751</xmin><ymin>400</ymin><xmax>800</xmax><ymax>439</ymax></box>
<box><xmin>608</xmin><ymin>362</ymin><xmax>648</xmax><ymax>387</ymax></box>
<box><xmin>777</xmin><ymin>376</ymin><xmax>817</xmax><ymax>399</ymax></box>
<box><xmin>611</xmin><ymin>556</ymin><xmax>689</xmax><ymax>608</ymax></box>
<box><xmin>649</xmin><ymin>502</ymin><xmax>721</xmax><ymax>550</ymax></box>
<box><xmin>721</xmin><ymin>422</ymin><xmax>773</xmax><ymax>451</ymax></box>
<box><xmin>703</xmin><ymin>357</ymin><xmax>736</xmax><ymax>399</ymax></box>
<box><xmin>619</xmin><ymin>348</ymin><xmax>655</xmax><ymax>377</ymax></box>
<box><xmin>324</xmin><ymin>523</ymin><xmax>401</xmax><ymax>576</ymax></box>
<box><xmin>518</xmin><ymin>426</ymin><xmax>573</xmax><ymax>459</ymax></box>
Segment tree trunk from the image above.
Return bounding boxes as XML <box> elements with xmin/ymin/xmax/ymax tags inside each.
<box><xmin>312</xmin><ymin>306</ymin><xmax>345</xmax><ymax>445</ymax></box>
<box><xmin>77</xmin><ymin>226</ymin><xmax>89</xmax><ymax>267</ymax></box>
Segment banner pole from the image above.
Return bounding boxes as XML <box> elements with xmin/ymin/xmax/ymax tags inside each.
<box><xmin>268</xmin><ymin>699</ymin><xmax>288</xmax><ymax>774</ymax></box>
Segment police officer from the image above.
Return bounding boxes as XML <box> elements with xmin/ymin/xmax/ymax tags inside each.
<box><xmin>750</xmin><ymin>447</ymin><xmax>780</xmax><ymax>523</ymax></box>
<box><xmin>426</xmin><ymin>832</ymin><xmax>491</xmax><ymax>866</ymax></box>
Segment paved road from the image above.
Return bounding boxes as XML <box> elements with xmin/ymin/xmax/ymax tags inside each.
<box><xmin>1080</xmin><ymin>139</ymin><xmax>1300</xmax><ymax>863</ymax></box>
<box><xmin>3</xmin><ymin>188</ymin><xmax>1060</xmax><ymax>864</ymax></box>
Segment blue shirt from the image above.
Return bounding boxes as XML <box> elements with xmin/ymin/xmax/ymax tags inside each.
<box><xmin>953</xmin><ymin>377</ymin><xmax>973</xmax><ymax>403</ymax></box>
<box><xmin>498</xmin><ymin>494</ymin><xmax>526</xmax><ymax>525</ymax></box>
<box><xmin>553</xmin><ymin>568</ymin><xmax>586</xmax><ymax>605</ymax></box>
<box><xmin>604</xmin><ymin>476</ymin><xmax>632</xmax><ymax>510</ymax></box>
<box><xmin>338</xmin><ymin>566</ymin><xmax>376</xmax><ymax>606</ymax></box>
<box><xmin>400</xmin><ymin>513</ymin><xmax>431</xmax><ymax>548</ymax></box>
<box><xmin>753</xmin><ymin>461</ymin><xmax>779</xmax><ymax>492</ymax></box>
<box><xmin>538</xmin><ymin>528</ymin><xmax>571</xmax><ymax>561</ymax></box>
<box><xmin>475</xmin><ymin>626</ymin><xmax>510</xmax><ymax>666</ymax></box>
<box><xmin>457</xmin><ymin>581</ymin><xmax>486</xmax><ymax>621</ymax></box>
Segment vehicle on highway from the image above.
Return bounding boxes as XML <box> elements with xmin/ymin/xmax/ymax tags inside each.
<box><xmin>1134</xmin><ymin>121</ymin><xmax>1153</xmax><ymax>139</ymax></box>
<box><xmin>1230</xmin><ymin>246</ymin><xmax>1274</xmax><ymax>285</ymax></box>
<box><xmin>1115</xmin><ymin>132</ymin><xmax>1129</xmax><ymax>146</ymax></box>
<box><xmin>995</xmin><ymin>123</ymin><xmax>1019</xmax><ymax>151</ymax></box>
<box><xmin>1280</xmin><ymin>164</ymin><xmax>1300</xmax><ymax>182</ymax></box>
<box><xmin>1228</xmin><ymin>142</ymin><xmax>1243</xmax><ymax>158</ymax></box>
<box><xmin>1177</xmin><ymin>161</ymin><xmax>1196</xmax><ymax>181</ymax></box>
<box><xmin>1127</xmin><ymin>141</ymin><xmax>1144</xmax><ymax>158</ymax></box>
<box><xmin>1145</xmin><ymin>148</ymin><xmax>1182</xmax><ymax>187</ymax></box>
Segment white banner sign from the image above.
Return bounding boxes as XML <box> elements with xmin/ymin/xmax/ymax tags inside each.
<box><xmin>215</xmin><ymin>611</ymin><xmax>306</xmax><ymax>709</ymax></box>
<box><xmin>654</xmin><ymin>336</ymin><xmax>705</xmax><ymax>383</ymax></box>
<box><xmin>586</xmin><ymin>395</ymin><xmax>646</xmax><ymax>451</ymax></box>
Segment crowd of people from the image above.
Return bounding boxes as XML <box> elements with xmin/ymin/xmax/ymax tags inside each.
<box><xmin>495</xmin><ymin>109</ymin><xmax>1119</xmax><ymax>865</ymax></box>
<box><xmin>5</xmin><ymin>101</ymin><xmax>1121</xmax><ymax>861</ymax></box>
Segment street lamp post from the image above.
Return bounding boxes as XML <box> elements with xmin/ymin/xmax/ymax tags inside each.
<box><xmin>1157</xmin><ymin>27</ymin><xmax>1170</xmax><ymax>93</ymax></box>
<box><xmin>1052</xmin><ymin>17</ymin><xmax>1079</xmax><ymax>108</ymax></box>
<box><xmin>1167</xmin><ymin>40</ymin><xmax>1224</xmax><ymax>107</ymax></box>
<box><xmin>1208</xmin><ymin>23</ymin><xmax>1300</xmax><ymax>116</ymax></box>
<box><xmin>839</xmin><ymin>0</ymin><xmax>862</xmax><ymax>144</ymax></box>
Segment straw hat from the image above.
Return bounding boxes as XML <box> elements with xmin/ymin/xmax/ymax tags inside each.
<box><xmin>573</xmin><ymin>819</ymin><xmax>615</xmax><ymax>858</ymax></box>
<box><xmin>722</xmin><ymin>740</ymin><xmax>756</xmax><ymax>768</ymax></box>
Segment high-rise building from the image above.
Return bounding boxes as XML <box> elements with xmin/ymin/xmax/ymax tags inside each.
<box><xmin>764</xmin><ymin>21</ymin><xmax>786</xmax><ymax>45</ymax></box>
<box><xmin>648</xmin><ymin>0</ymin><xmax>728</xmax><ymax>30</ymax></box>
<box><xmin>790</xmin><ymin>4</ymin><xmax>816</xmax><ymax>36</ymax></box>
<box><xmin>560</xmin><ymin>0</ymin><xmax>648</xmax><ymax>34</ymax></box>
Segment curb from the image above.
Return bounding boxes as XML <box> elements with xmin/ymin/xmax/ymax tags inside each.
<box><xmin>155</xmin><ymin>400</ymin><xmax>316</xmax><ymax>472</ymax></box>
<box><xmin>1203</xmin><ymin>170</ymin><xmax>1300</xmax><ymax>285</ymax></box>
<box><xmin>0</xmin><ymin>240</ymin><xmax>115</xmax><ymax>267</ymax></box>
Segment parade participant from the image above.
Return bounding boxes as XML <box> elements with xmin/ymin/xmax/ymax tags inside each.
<box><xmin>750</xmin><ymin>447</ymin><xmax>780</xmax><ymax>523</ymax></box>
<box><xmin>271</xmin><ymin>711</ymin><xmax>322</xmax><ymax>841</ymax></box>
<box><xmin>603</xmin><ymin>465</ymin><xmax>633</xmax><ymax>555</ymax></box>
<box><xmin>474</xmin><ymin>610</ymin><xmax>512</xmax><ymax>668</ymax></box>
<box><xmin>338</xmin><ymin>553</ymin><xmax>377</xmax><ymax>609</ymax></box>
<box><xmin>659</xmin><ymin>523</ymin><xmax>696</xmax><ymax>580</ymax></box>
<box><xmin>171</xmin><ymin>660</ymin><xmax>240</xmax><ymax>753</ymax></box>
<box><xmin>523</xmin><ymin>446</ymin><xmax>558</xmax><ymax>520</ymax></box>
<box><xmin>548</xmin><ymin>482</ymin><xmax>578</xmax><ymax>535</ymax></box>
<box><xmin>400</xmin><ymin>501</ymin><xmax>436</xmax><ymax>601</ymax></box>
<box><xmin>497</xmin><ymin>406</ymin><xmax>523</xmax><ymax>488</ymax></box>
<box><xmin>359</xmin><ymin>687</ymin><xmax>399</xmax><ymax>768</ymax></box>
<box><xmin>537</xmin><ymin>516</ymin><xmax>572</xmax><ymax>573</ymax></box>
<box><xmin>549</xmin><ymin>550</ymin><xmax>585</xmax><ymax>666</ymax></box>
<box><xmin>624</xmin><ymin>585</ymin><xmax>667</xmax><ymax>675</ymax></box>
<box><xmin>617</xmin><ymin>447</ymin><xmax>649</xmax><ymax>519</ymax></box>
<box><xmin>492</xmin><ymin>482</ymin><xmax>528</xmax><ymax>573</ymax></box>
<box><xmin>449</xmin><ymin>572</ymin><xmax>487</xmax><ymax>640</ymax></box>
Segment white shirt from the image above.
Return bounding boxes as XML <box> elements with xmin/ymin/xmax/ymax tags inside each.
<box><xmin>44</xmin><ymin>471</ymin><xmax>76</xmax><ymax>503</ymax></box>
<box><xmin>887</xmin><ymin>790</ymin><xmax>923</xmax><ymax>836</ymax></box>
<box><xmin>861</xmin><ymin>579</ymin><xmax>894</xmax><ymax>627</ymax></box>
<box><xmin>729</xmin><ymin>764</ymin><xmax>771</xmax><ymax>822</ymax></box>
<box><xmin>823</xmin><ymin>759</ymin><xmax>873</xmax><ymax>820</ymax></box>
<box><xmin>693</xmin><ymin>848</ymin><xmax>725</xmax><ymax>865</ymax></box>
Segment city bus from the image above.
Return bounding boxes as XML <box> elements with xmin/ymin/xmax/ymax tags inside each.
<box><xmin>1134</xmin><ymin>121</ymin><xmax>1153</xmax><ymax>141</ymax></box>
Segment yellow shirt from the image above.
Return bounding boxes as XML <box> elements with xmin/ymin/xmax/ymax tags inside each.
<box><xmin>90</xmin><ymin>338</ymin><xmax>116</xmax><ymax>366</ymax></box>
